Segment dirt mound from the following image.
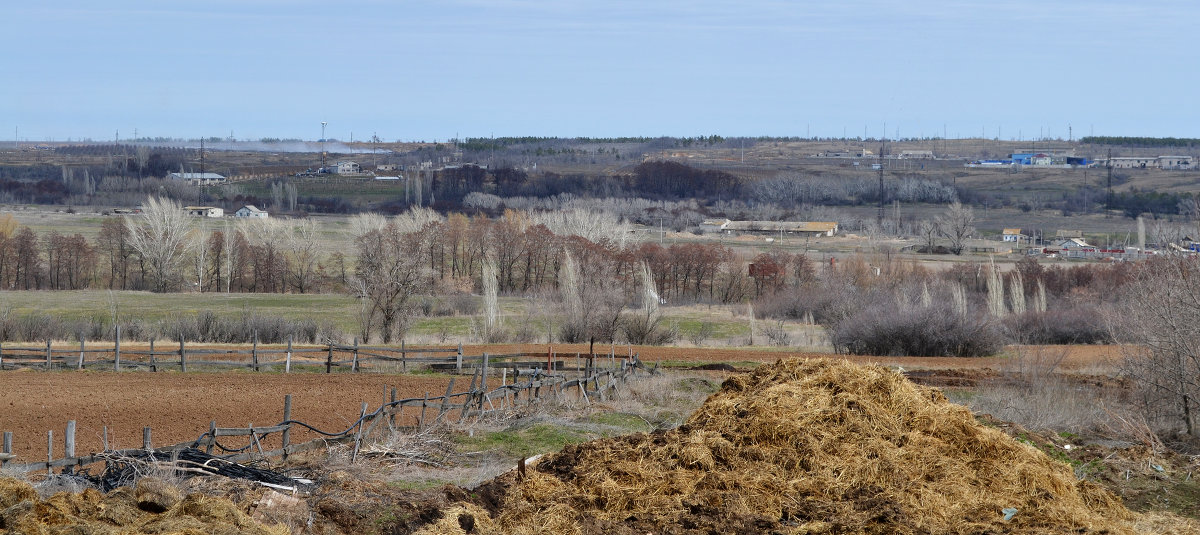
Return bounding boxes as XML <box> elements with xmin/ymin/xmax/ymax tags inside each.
<box><xmin>427</xmin><ymin>358</ymin><xmax>1185</xmax><ymax>534</ymax></box>
<box><xmin>0</xmin><ymin>476</ymin><xmax>288</xmax><ymax>535</ymax></box>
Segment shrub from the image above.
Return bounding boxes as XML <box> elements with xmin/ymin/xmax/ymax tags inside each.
<box><xmin>1005</xmin><ymin>306</ymin><xmax>1112</xmax><ymax>345</ymax></box>
<box><xmin>829</xmin><ymin>301</ymin><xmax>1005</xmax><ymax>357</ymax></box>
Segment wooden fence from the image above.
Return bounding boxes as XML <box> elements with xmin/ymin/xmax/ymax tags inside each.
<box><xmin>0</xmin><ymin>349</ymin><xmax>645</xmax><ymax>475</ymax></box>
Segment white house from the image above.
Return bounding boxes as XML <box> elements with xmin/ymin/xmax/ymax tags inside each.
<box><xmin>234</xmin><ymin>205</ymin><xmax>268</xmax><ymax>218</ymax></box>
<box><xmin>335</xmin><ymin>161</ymin><xmax>362</xmax><ymax>174</ymax></box>
<box><xmin>184</xmin><ymin>206</ymin><xmax>224</xmax><ymax>218</ymax></box>
<box><xmin>1001</xmin><ymin>228</ymin><xmax>1027</xmax><ymax>242</ymax></box>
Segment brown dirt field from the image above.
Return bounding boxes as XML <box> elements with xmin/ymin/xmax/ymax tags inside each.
<box><xmin>0</xmin><ymin>371</ymin><xmax>451</xmax><ymax>462</ymax></box>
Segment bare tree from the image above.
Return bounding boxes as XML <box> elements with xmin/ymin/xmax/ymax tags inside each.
<box><xmin>917</xmin><ymin>218</ymin><xmax>941</xmax><ymax>253</ymax></box>
<box><xmin>124</xmin><ymin>196</ymin><xmax>193</xmax><ymax>292</ymax></box>
<box><xmin>283</xmin><ymin>218</ymin><xmax>320</xmax><ymax>293</ymax></box>
<box><xmin>353</xmin><ymin>223</ymin><xmax>430</xmax><ymax>343</ymax></box>
<box><xmin>937</xmin><ymin>202</ymin><xmax>975</xmax><ymax>255</ymax></box>
<box><xmin>1117</xmin><ymin>257</ymin><xmax>1200</xmax><ymax>436</ymax></box>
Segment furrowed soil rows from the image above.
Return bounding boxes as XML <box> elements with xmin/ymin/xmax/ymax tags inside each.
<box><xmin>0</xmin><ymin>372</ymin><xmax>451</xmax><ymax>461</ymax></box>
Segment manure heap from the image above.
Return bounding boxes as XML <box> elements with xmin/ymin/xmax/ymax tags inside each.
<box><xmin>428</xmin><ymin>359</ymin><xmax>1190</xmax><ymax>535</ymax></box>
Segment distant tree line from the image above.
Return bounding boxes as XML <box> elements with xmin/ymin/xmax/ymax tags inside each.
<box><xmin>1081</xmin><ymin>136</ymin><xmax>1200</xmax><ymax>148</ymax></box>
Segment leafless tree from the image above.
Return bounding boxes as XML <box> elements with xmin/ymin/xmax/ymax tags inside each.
<box><xmin>124</xmin><ymin>196</ymin><xmax>193</xmax><ymax>292</ymax></box>
<box><xmin>353</xmin><ymin>222</ymin><xmax>430</xmax><ymax>343</ymax></box>
<box><xmin>937</xmin><ymin>202</ymin><xmax>975</xmax><ymax>255</ymax></box>
<box><xmin>1116</xmin><ymin>257</ymin><xmax>1200</xmax><ymax>436</ymax></box>
<box><xmin>283</xmin><ymin>218</ymin><xmax>320</xmax><ymax>293</ymax></box>
<box><xmin>917</xmin><ymin>219</ymin><xmax>941</xmax><ymax>253</ymax></box>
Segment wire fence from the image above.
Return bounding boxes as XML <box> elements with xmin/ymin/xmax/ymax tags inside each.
<box><xmin>0</xmin><ymin>348</ymin><xmax>647</xmax><ymax>477</ymax></box>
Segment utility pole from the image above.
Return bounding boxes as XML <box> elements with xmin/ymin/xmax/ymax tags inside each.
<box><xmin>320</xmin><ymin>121</ymin><xmax>327</xmax><ymax>168</ymax></box>
<box><xmin>1106</xmin><ymin>149</ymin><xmax>1114</xmax><ymax>209</ymax></box>
<box><xmin>877</xmin><ymin>141</ymin><xmax>886</xmax><ymax>224</ymax></box>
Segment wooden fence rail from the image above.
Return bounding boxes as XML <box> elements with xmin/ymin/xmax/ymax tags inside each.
<box><xmin>0</xmin><ymin>351</ymin><xmax>645</xmax><ymax>474</ymax></box>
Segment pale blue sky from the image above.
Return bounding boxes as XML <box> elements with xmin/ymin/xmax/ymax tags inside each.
<box><xmin>4</xmin><ymin>1</ymin><xmax>1196</xmax><ymax>142</ymax></box>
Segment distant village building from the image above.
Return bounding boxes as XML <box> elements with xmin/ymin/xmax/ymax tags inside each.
<box><xmin>377</xmin><ymin>163</ymin><xmax>398</xmax><ymax>172</ymax></box>
<box><xmin>1001</xmin><ymin>228</ymin><xmax>1027</xmax><ymax>242</ymax></box>
<box><xmin>898</xmin><ymin>150</ymin><xmax>934</xmax><ymax>159</ymax></box>
<box><xmin>1102</xmin><ymin>156</ymin><xmax>1194</xmax><ymax>169</ymax></box>
<box><xmin>699</xmin><ymin>219</ymin><xmax>731</xmax><ymax>233</ymax></box>
<box><xmin>167</xmin><ymin>172</ymin><xmax>226</xmax><ymax>185</ymax></box>
<box><xmin>718</xmin><ymin>220</ymin><xmax>839</xmax><ymax>237</ymax></box>
<box><xmin>335</xmin><ymin>161</ymin><xmax>362</xmax><ymax>174</ymax></box>
<box><xmin>184</xmin><ymin>206</ymin><xmax>224</xmax><ymax>218</ymax></box>
<box><xmin>234</xmin><ymin>205</ymin><xmax>268</xmax><ymax>219</ymax></box>
<box><xmin>818</xmin><ymin>148</ymin><xmax>873</xmax><ymax>158</ymax></box>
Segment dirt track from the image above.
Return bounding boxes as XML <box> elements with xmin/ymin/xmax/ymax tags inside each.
<box><xmin>0</xmin><ymin>371</ymin><xmax>451</xmax><ymax>461</ymax></box>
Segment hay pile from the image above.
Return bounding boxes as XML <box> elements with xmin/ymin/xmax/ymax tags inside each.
<box><xmin>0</xmin><ymin>476</ymin><xmax>287</xmax><ymax>535</ymax></box>
<box><xmin>429</xmin><ymin>359</ymin><xmax>1175</xmax><ymax>534</ymax></box>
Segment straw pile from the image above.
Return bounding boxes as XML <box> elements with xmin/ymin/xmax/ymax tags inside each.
<box><xmin>0</xmin><ymin>476</ymin><xmax>287</xmax><ymax>534</ymax></box>
<box><xmin>427</xmin><ymin>358</ymin><xmax>1170</xmax><ymax>534</ymax></box>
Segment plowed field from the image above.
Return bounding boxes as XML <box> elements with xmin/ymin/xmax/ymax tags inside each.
<box><xmin>0</xmin><ymin>372</ymin><xmax>452</xmax><ymax>461</ymax></box>
<box><xmin>0</xmin><ymin>344</ymin><xmax>1126</xmax><ymax>463</ymax></box>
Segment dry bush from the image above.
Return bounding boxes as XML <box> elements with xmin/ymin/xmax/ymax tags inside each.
<box><xmin>830</xmin><ymin>297</ymin><xmax>1004</xmax><ymax>357</ymax></box>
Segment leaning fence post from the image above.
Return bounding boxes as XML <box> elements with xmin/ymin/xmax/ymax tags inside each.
<box><xmin>285</xmin><ymin>336</ymin><xmax>293</xmax><ymax>374</ymax></box>
<box><xmin>481</xmin><ymin>352</ymin><xmax>489</xmax><ymax>394</ymax></box>
<box><xmin>203</xmin><ymin>420</ymin><xmax>215</xmax><ymax>454</ymax></box>
<box><xmin>179</xmin><ymin>338</ymin><xmax>187</xmax><ymax>372</ymax></box>
<box><xmin>281</xmin><ymin>394</ymin><xmax>292</xmax><ymax>460</ymax></box>
<box><xmin>65</xmin><ymin>420</ymin><xmax>76</xmax><ymax>460</ymax></box>
<box><xmin>351</xmin><ymin>338</ymin><xmax>359</xmax><ymax>372</ymax></box>
<box><xmin>114</xmin><ymin>326</ymin><xmax>121</xmax><ymax>371</ymax></box>
<box><xmin>389</xmin><ymin>387</ymin><xmax>397</xmax><ymax>428</ymax></box>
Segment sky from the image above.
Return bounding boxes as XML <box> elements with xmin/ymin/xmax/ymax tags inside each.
<box><xmin>3</xmin><ymin>0</ymin><xmax>1197</xmax><ymax>142</ymax></box>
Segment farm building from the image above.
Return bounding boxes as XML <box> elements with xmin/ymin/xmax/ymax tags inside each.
<box><xmin>1101</xmin><ymin>156</ymin><xmax>1194</xmax><ymax>169</ymax></box>
<box><xmin>898</xmin><ymin>150</ymin><xmax>934</xmax><ymax>159</ymax></box>
<box><xmin>335</xmin><ymin>161</ymin><xmax>362</xmax><ymax>174</ymax></box>
<box><xmin>184</xmin><ymin>206</ymin><xmax>224</xmax><ymax>218</ymax></box>
<box><xmin>167</xmin><ymin>172</ymin><xmax>226</xmax><ymax>185</ymax></box>
<box><xmin>1001</xmin><ymin>228</ymin><xmax>1027</xmax><ymax>242</ymax></box>
<box><xmin>699</xmin><ymin>218</ymin><xmax>732</xmax><ymax>233</ymax></box>
<box><xmin>234</xmin><ymin>205</ymin><xmax>268</xmax><ymax>218</ymax></box>
<box><xmin>722</xmin><ymin>220</ymin><xmax>839</xmax><ymax>237</ymax></box>
<box><xmin>377</xmin><ymin>163</ymin><xmax>398</xmax><ymax>171</ymax></box>
<box><xmin>1056</xmin><ymin>238</ymin><xmax>1093</xmax><ymax>250</ymax></box>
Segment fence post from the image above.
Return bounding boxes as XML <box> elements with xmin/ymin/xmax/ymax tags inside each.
<box><xmin>114</xmin><ymin>326</ymin><xmax>121</xmax><ymax>371</ymax></box>
<box><xmin>252</xmin><ymin>331</ymin><xmax>259</xmax><ymax>372</ymax></box>
<box><xmin>326</xmin><ymin>344</ymin><xmax>333</xmax><ymax>373</ymax></box>
<box><xmin>65</xmin><ymin>420</ymin><xmax>76</xmax><ymax>460</ymax></box>
<box><xmin>481</xmin><ymin>353</ymin><xmax>489</xmax><ymax>394</ymax></box>
<box><xmin>285</xmin><ymin>336</ymin><xmax>293</xmax><ymax>374</ymax></box>
<box><xmin>351</xmin><ymin>338</ymin><xmax>359</xmax><ymax>372</ymax></box>
<box><xmin>206</xmin><ymin>421</ymin><xmax>216</xmax><ymax>454</ymax></box>
<box><xmin>456</xmin><ymin>344</ymin><xmax>463</xmax><ymax>374</ymax></box>
<box><xmin>419</xmin><ymin>391</ymin><xmax>429</xmax><ymax>429</ymax></box>
<box><xmin>281</xmin><ymin>394</ymin><xmax>292</xmax><ymax>460</ymax></box>
<box><xmin>149</xmin><ymin>338</ymin><xmax>156</xmax><ymax>372</ymax></box>
<box><xmin>389</xmin><ymin>387</ymin><xmax>397</xmax><ymax>428</ymax></box>
<box><xmin>400</xmin><ymin>339</ymin><xmax>406</xmax><ymax>373</ymax></box>
<box><xmin>45</xmin><ymin>339</ymin><xmax>52</xmax><ymax>369</ymax></box>
<box><xmin>142</xmin><ymin>427</ymin><xmax>152</xmax><ymax>451</ymax></box>
<box><xmin>179</xmin><ymin>338</ymin><xmax>187</xmax><ymax>372</ymax></box>
<box><xmin>47</xmin><ymin>430</ymin><xmax>53</xmax><ymax>477</ymax></box>
<box><xmin>102</xmin><ymin>426</ymin><xmax>108</xmax><ymax>451</ymax></box>
<box><xmin>78</xmin><ymin>335</ymin><xmax>85</xmax><ymax>370</ymax></box>
<box><xmin>0</xmin><ymin>342</ymin><xmax>4</xmax><ymax>370</ymax></box>
<box><xmin>1</xmin><ymin>431</ymin><xmax>12</xmax><ymax>468</ymax></box>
